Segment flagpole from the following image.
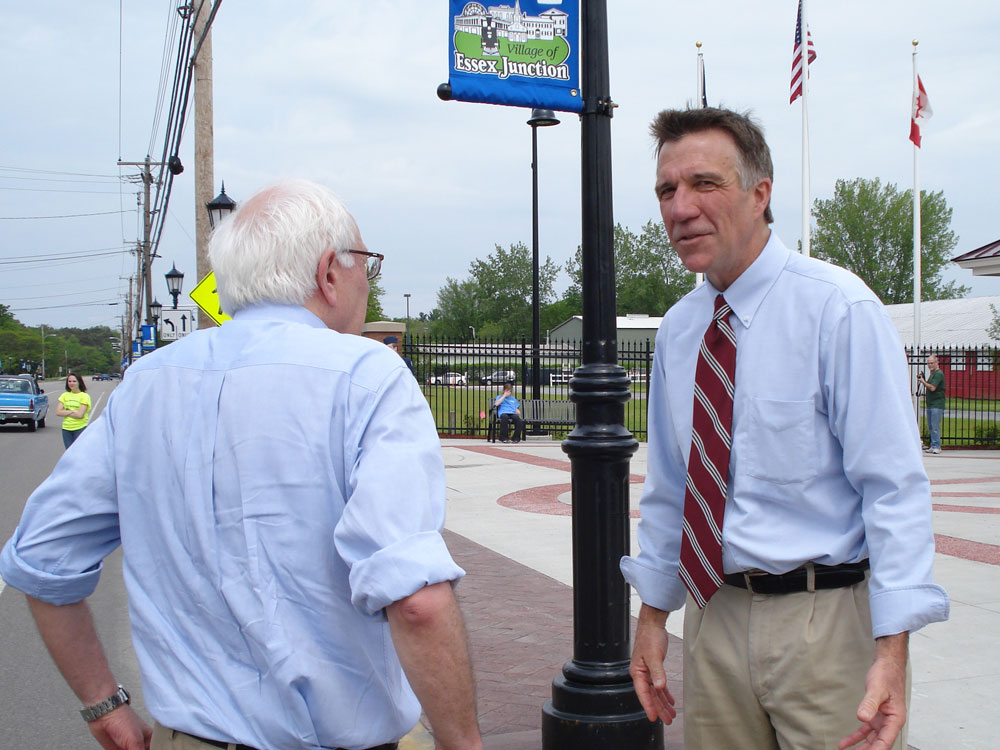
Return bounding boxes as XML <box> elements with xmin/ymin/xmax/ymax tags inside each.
<box><xmin>800</xmin><ymin>0</ymin><xmax>811</xmax><ymax>257</ymax></box>
<box><xmin>912</xmin><ymin>39</ymin><xmax>922</xmax><ymax>416</ymax></box>
<box><xmin>695</xmin><ymin>40</ymin><xmax>705</xmax><ymax>285</ymax></box>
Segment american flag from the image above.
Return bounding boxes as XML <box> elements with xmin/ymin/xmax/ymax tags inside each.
<box><xmin>789</xmin><ymin>0</ymin><xmax>817</xmax><ymax>104</ymax></box>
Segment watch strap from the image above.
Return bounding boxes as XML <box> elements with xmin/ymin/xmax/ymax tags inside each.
<box><xmin>80</xmin><ymin>685</ymin><xmax>130</xmax><ymax>722</ymax></box>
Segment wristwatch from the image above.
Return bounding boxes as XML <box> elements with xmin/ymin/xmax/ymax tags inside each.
<box><xmin>79</xmin><ymin>685</ymin><xmax>130</xmax><ymax>722</ymax></box>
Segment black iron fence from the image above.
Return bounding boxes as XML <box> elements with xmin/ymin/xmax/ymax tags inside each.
<box><xmin>406</xmin><ymin>336</ymin><xmax>1000</xmax><ymax>447</ymax></box>
<box><xmin>404</xmin><ymin>335</ymin><xmax>652</xmax><ymax>440</ymax></box>
<box><xmin>908</xmin><ymin>346</ymin><xmax>1000</xmax><ymax>448</ymax></box>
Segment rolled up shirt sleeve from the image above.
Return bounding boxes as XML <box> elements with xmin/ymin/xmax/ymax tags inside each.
<box><xmin>336</xmin><ymin>367</ymin><xmax>465</xmax><ymax>616</ymax></box>
<box><xmin>0</xmin><ymin>410</ymin><xmax>121</xmax><ymax>604</ymax></box>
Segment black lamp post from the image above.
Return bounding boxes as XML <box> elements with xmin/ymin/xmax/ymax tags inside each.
<box><xmin>541</xmin><ymin>1</ymin><xmax>659</xmax><ymax>748</ymax></box>
<box><xmin>206</xmin><ymin>182</ymin><xmax>238</xmax><ymax>230</ymax></box>
<box><xmin>404</xmin><ymin>293</ymin><xmax>411</xmax><ymax>344</ymax></box>
<box><xmin>528</xmin><ymin>108</ymin><xmax>560</xmax><ymax>409</ymax></box>
<box><xmin>165</xmin><ymin>265</ymin><xmax>185</xmax><ymax>309</ymax></box>
<box><xmin>150</xmin><ymin>298</ymin><xmax>163</xmax><ymax>341</ymax></box>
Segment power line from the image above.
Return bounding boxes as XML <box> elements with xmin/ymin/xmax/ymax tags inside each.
<box><xmin>0</xmin><ymin>174</ymin><xmax>123</xmax><ymax>184</ymax></box>
<box><xmin>0</xmin><ymin>274</ymin><xmax>124</xmax><ymax>291</ymax></box>
<box><xmin>8</xmin><ymin>300</ymin><xmax>121</xmax><ymax>312</ymax></box>
<box><xmin>0</xmin><ymin>210</ymin><xmax>130</xmax><ymax>220</ymax></box>
<box><xmin>0</xmin><ymin>248</ymin><xmax>131</xmax><ymax>265</ymax></box>
<box><xmin>0</xmin><ymin>166</ymin><xmax>121</xmax><ymax>179</ymax></box>
<box><xmin>2</xmin><ymin>286</ymin><xmax>122</xmax><ymax>302</ymax></box>
<box><xmin>0</xmin><ymin>187</ymin><xmax>125</xmax><ymax>195</ymax></box>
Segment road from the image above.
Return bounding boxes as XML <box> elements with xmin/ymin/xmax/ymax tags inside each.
<box><xmin>0</xmin><ymin>378</ymin><xmax>153</xmax><ymax>749</ymax></box>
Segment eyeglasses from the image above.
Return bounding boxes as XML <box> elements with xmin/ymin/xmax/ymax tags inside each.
<box><xmin>348</xmin><ymin>249</ymin><xmax>384</xmax><ymax>281</ymax></box>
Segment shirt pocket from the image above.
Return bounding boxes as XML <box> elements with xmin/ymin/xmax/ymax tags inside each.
<box><xmin>745</xmin><ymin>398</ymin><xmax>817</xmax><ymax>484</ymax></box>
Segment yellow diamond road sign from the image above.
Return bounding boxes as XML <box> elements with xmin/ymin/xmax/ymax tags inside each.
<box><xmin>189</xmin><ymin>271</ymin><xmax>232</xmax><ymax>326</ymax></box>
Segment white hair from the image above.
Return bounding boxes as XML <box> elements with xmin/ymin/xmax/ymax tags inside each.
<box><xmin>208</xmin><ymin>179</ymin><xmax>359</xmax><ymax>314</ymax></box>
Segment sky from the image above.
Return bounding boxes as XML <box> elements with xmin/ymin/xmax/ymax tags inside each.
<box><xmin>2</xmin><ymin>1</ymin><xmax>999</xmax><ymax>332</ymax></box>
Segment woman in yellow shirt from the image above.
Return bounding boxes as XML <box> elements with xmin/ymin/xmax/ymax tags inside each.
<box><xmin>56</xmin><ymin>372</ymin><xmax>92</xmax><ymax>448</ymax></box>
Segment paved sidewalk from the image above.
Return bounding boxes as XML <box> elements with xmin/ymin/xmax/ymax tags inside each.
<box><xmin>400</xmin><ymin>441</ymin><xmax>999</xmax><ymax>750</ymax></box>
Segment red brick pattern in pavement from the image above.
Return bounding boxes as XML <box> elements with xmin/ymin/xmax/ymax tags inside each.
<box><xmin>443</xmin><ymin>528</ymin><xmax>685</xmax><ymax>748</ymax></box>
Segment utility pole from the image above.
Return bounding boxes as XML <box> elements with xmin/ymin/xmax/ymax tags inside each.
<box><xmin>118</xmin><ymin>158</ymin><xmax>159</xmax><ymax>332</ymax></box>
<box><xmin>192</xmin><ymin>0</ymin><xmax>215</xmax><ymax>329</ymax></box>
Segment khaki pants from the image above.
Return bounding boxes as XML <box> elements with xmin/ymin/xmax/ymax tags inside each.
<box><xmin>682</xmin><ymin>576</ymin><xmax>910</xmax><ymax>750</ymax></box>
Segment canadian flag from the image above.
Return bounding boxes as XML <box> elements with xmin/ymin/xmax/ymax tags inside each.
<box><xmin>909</xmin><ymin>75</ymin><xmax>933</xmax><ymax>147</ymax></box>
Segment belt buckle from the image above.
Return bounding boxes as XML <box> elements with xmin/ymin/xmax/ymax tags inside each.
<box><xmin>742</xmin><ymin>569</ymin><xmax>768</xmax><ymax>594</ymax></box>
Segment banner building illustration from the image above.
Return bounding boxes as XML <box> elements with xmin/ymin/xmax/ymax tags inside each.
<box><xmin>445</xmin><ymin>1</ymin><xmax>583</xmax><ymax>112</ymax></box>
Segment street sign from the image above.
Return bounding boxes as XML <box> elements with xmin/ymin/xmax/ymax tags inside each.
<box><xmin>160</xmin><ymin>308</ymin><xmax>197</xmax><ymax>341</ymax></box>
<box><xmin>189</xmin><ymin>271</ymin><xmax>232</xmax><ymax>326</ymax></box>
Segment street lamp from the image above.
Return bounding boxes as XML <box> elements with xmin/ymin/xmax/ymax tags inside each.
<box><xmin>206</xmin><ymin>182</ymin><xmax>238</xmax><ymax>230</ymax></box>
<box><xmin>165</xmin><ymin>265</ymin><xmax>185</xmax><ymax>309</ymax></box>
<box><xmin>40</xmin><ymin>325</ymin><xmax>57</xmax><ymax>380</ymax></box>
<box><xmin>150</xmin><ymin>298</ymin><xmax>163</xmax><ymax>341</ymax></box>
<box><xmin>528</xmin><ymin>108</ymin><xmax>560</xmax><ymax>409</ymax></box>
<box><xmin>468</xmin><ymin>325</ymin><xmax>476</xmax><ymax>341</ymax></box>
<box><xmin>403</xmin><ymin>293</ymin><xmax>411</xmax><ymax>344</ymax></box>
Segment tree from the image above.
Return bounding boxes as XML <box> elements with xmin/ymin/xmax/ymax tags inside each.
<box><xmin>811</xmin><ymin>178</ymin><xmax>968</xmax><ymax>305</ymax></box>
<box><xmin>564</xmin><ymin>220</ymin><xmax>695</xmax><ymax>317</ymax></box>
<box><xmin>431</xmin><ymin>242</ymin><xmax>560</xmax><ymax>340</ymax></box>
<box><xmin>0</xmin><ymin>303</ymin><xmax>14</xmax><ymax>328</ymax></box>
<box><xmin>988</xmin><ymin>304</ymin><xmax>1000</xmax><ymax>342</ymax></box>
<box><xmin>366</xmin><ymin>278</ymin><xmax>385</xmax><ymax>322</ymax></box>
<box><xmin>430</xmin><ymin>278</ymin><xmax>481</xmax><ymax>339</ymax></box>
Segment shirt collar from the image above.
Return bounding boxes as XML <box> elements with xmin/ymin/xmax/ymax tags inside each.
<box><xmin>231</xmin><ymin>303</ymin><xmax>328</xmax><ymax>329</ymax></box>
<box><xmin>707</xmin><ymin>231</ymin><xmax>789</xmax><ymax>330</ymax></box>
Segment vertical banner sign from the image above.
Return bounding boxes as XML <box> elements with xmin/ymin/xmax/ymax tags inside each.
<box><xmin>141</xmin><ymin>324</ymin><xmax>156</xmax><ymax>352</ymax></box>
<box><xmin>448</xmin><ymin>1</ymin><xmax>582</xmax><ymax>112</ymax></box>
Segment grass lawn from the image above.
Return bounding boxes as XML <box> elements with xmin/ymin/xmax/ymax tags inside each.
<box><xmin>919</xmin><ymin>415</ymin><xmax>1000</xmax><ymax>447</ymax></box>
<box><xmin>423</xmin><ymin>385</ymin><xmax>648</xmax><ymax>439</ymax></box>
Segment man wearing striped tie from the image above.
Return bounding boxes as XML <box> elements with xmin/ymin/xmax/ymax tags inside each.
<box><xmin>620</xmin><ymin>107</ymin><xmax>949</xmax><ymax>750</ymax></box>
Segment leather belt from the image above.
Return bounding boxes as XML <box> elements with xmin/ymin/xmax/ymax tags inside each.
<box><xmin>180</xmin><ymin>731</ymin><xmax>398</xmax><ymax>750</ymax></box>
<box><xmin>723</xmin><ymin>560</ymin><xmax>869</xmax><ymax>595</ymax></box>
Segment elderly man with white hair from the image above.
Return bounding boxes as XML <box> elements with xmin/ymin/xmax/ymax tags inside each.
<box><xmin>0</xmin><ymin>180</ymin><xmax>483</xmax><ymax>750</ymax></box>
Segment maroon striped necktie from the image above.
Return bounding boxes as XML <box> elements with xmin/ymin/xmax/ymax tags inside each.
<box><xmin>680</xmin><ymin>294</ymin><xmax>737</xmax><ymax>608</ymax></box>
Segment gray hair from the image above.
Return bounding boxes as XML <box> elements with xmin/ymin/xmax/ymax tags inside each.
<box><xmin>650</xmin><ymin>107</ymin><xmax>774</xmax><ymax>224</ymax></box>
<box><xmin>208</xmin><ymin>179</ymin><xmax>359</xmax><ymax>314</ymax></box>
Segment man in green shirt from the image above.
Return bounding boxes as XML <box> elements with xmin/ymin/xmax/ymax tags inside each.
<box><xmin>919</xmin><ymin>355</ymin><xmax>945</xmax><ymax>453</ymax></box>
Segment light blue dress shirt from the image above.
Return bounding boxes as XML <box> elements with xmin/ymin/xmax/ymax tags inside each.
<box><xmin>1</xmin><ymin>304</ymin><xmax>464</xmax><ymax>750</ymax></box>
<box><xmin>621</xmin><ymin>234</ymin><xmax>949</xmax><ymax>638</ymax></box>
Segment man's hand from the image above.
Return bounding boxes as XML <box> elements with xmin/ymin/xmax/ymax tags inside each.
<box><xmin>629</xmin><ymin>604</ymin><xmax>675</xmax><ymax>724</ymax></box>
<box><xmin>838</xmin><ymin>633</ymin><xmax>909</xmax><ymax>750</ymax></box>
<box><xmin>88</xmin><ymin>706</ymin><xmax>152</xmax><ymax>750</ymax></box>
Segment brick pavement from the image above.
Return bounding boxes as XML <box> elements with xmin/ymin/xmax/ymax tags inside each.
<box><xmin>437</xmin><ymin>529</ymin><xmax>685</xmax><ymax>750</ymax></box>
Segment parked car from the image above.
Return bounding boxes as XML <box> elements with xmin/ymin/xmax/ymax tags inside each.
<box><xmin>108</xmin><ymin>372</ymin><xmax>122</xmax><ymax>380</ymax></box>
<box><xmin>0</xmin><ymin>374</ymin><xmax>49</xmax><ymax>431</ymax></box>
<box><xmin>481</xmin><ymin>369</ymin><xmax>517</xmax><ymax>386</ymax></box>
<box><xmin>428</xmin><ymin>372</ymin><xmax>467</xmax><ymax>386</ymax></box>
<box><xmin>92</xmin><ymin>373</ymin><xmax>109</xmax><ymax>381</ymax></box>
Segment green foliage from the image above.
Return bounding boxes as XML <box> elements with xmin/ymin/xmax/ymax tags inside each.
<box><xmin>0</xmin><ymin>303</ymin><xmax>14</xmax><ymax>327</ymax></box>
<box><xmin>431</xmin><ymin>242</ymin><xmax>560</xmax><ymax>340</ymax></box>
<box><xmin>988</xmin><ymin>304</ymin><xmax>1000</xmax><ymax>343</ymax></box>
<box><xmin>0</xmin><ymin>321</ymin><xmax>119</xmax><ymax>376</ymax></box>
<box><xmin>811</xmin><ymin>178</ymin><xmax>968</xmax><ymax>305</ymax></box>
<box><xmin>563</xmin><ymin>220</ymin><xmax>695</xmax><ymax>316</ymax></box>
<box><xmin>366</xmin><ymin>278</ymin><xmax>385</xmax><ymax>323</ymax></box>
